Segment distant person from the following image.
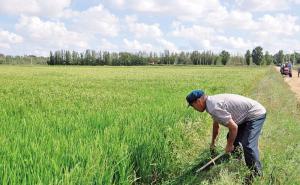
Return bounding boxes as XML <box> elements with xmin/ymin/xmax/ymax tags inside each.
<box><xmin>186</xmin><ymin>90</ymin><xmax>266</xmax><ymax>179</ymax></box>
<box><xmin>283</xmin><ymin>62</ymin><xmax>290</xmax><ymax>76</ymax></box>
<box><xmin>280</xmin><ymin>63</ymin><xmax>285</xmax><ymax>75</ymax></box>
<box><xmin>298</xmin><ymin>67</ymin><xmax>300</xmax><ymax>77</ymax></box>
<box><xmin>287</xmin><ymin>61</ymin><xmax>293</xmax><ymax>77</ymax></box>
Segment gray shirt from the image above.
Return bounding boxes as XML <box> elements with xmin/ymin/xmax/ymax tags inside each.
<box><xmin>206</xmin><ymin>94</ymin><xmax>266</xmax><ymax>126</ymax></box>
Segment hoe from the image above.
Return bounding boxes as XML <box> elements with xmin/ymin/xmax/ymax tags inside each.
<box><xmin>196</xmin><ymin>142</ymin><xmax>244</xmax><ymax>173</ymax></box>
<box><xmin>195</xmin><ymin>152</ymin><xmax>226</xmax><ymax>172</ymax></box>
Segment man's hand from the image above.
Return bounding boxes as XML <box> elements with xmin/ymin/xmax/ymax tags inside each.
<box><xmin>210</xmin><ymin>143</ymin><xmax>216</xmax><ymax>149</ymax></box>
<box><xmin>211</xmin><ymin>121</ymin><xmax>219</xmax><ymax>148</ymax></box>
<box><xmin>225</xmin><ymin>143</ymin><xmax>234</xmax><ymax>153</ymax></box>
<box><xmin>225</xmin><ymin>119</ymin><xmax>238</xmax><ymax>153</ymax></box>
<box><xmin>210</xmin><ymin>143</ymin><xmax>217</xmax><ymax>157</ymax></box>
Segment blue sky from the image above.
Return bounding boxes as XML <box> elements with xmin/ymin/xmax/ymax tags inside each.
<box><xmin>0</xmin><ymin>0</ymin><xmax>300</xmax><ymax>56</ymax></box>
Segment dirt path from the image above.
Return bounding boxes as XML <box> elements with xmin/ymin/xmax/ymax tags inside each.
<box><xmin>275</xmin><ymin>67</ymin><xmax>300</xmax><ymax>101</ymax></box>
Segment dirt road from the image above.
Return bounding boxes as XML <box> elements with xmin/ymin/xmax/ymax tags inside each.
<box><xmin>276</xmin><ymin>67</ymin><xmax>300</xmax><ymax>101</ymax></box>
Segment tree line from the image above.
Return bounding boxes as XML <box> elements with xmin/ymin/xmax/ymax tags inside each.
<box><xmin>1</xmin><ymin>46</ymin><xmax>299</xmax><ymax>66</ymax></box>
<box><xmin>245</xmin><ymin>47</ymin><xmax>300</xmax><ymax>66</ymax></box>
<box><xmin>47</xmin><ymin>47</ymin><xmax>300</xmax><ymax>66</ymax></box>
<box><xmin>47</xmin><ymin>50</ymin><xmax>237</xmax><ymax>66</ymax></box>
<box><xmin>47</xmin><ymin>50</ymin><xmax>225</xmax><ymax>66</ymax></box>
<box><xmin>0</xmin><ymin>54</ymin><xmax>48</xmax><ymax>65</ymax></box>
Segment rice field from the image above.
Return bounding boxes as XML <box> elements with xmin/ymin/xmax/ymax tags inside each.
<box><xmin>0</xmin><ymin>65</ymin><xmax>299</xmax><ymax>184</ymax></box>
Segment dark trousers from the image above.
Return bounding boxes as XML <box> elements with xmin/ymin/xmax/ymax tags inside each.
<box><xmin>229</xmin><ymin>114</ymin><xmax>266</xmax><ymax>175</ymax></box>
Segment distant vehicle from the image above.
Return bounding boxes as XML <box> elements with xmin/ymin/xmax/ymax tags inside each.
<box><xmin>280</xmin><ymin>64</ymin><xmax>292</xmax><ymax>77</ymax></box>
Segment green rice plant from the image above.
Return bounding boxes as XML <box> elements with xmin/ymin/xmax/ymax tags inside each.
<box><xmin>0</xmin><ymin>65</ymin><xmax>299</xmax><ymax>185</ymax></box>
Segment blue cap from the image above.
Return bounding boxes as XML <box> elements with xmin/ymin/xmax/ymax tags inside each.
<box><xmin>186</xmin><ymin>90</ymin><xmax>205</xmax><ymax>106</ymax></box>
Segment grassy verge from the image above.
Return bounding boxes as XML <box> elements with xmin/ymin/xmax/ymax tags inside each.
<box><xmin>167</xmin><ymin>67</ymin><xmax>300</xmax><ymax>185</ymax></box>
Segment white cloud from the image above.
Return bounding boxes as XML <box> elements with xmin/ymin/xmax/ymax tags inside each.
<box><xmin>215</xmin><ymin>36</ymin><xmax>253</xmax><ymax>50</ymax></box>
<box><xmin>57</xmin><ymin>9</ymin><xmax>80</xmax><ymax>19</ymax></box>
<box><xmin>204</xmin><ymin>11</ymin><xmax>300</xmax><ymax>50</ymax></box>
<box><xmin>291</xmin><ymin>0</ymin><xmax>300</xmax><ymax>4</ymax></box>
<box><xmin>228</xmin><ymin>11</ymin><xmax>256</xmax><ymax>29</ymax></box>
<box><xmin>107</xmin><ymin>0</ymin><xmax>226</xmax><ymax>22</ymax></box>
<box><xmin>0</xmin><ymin>29</ymin><xmax>23</xmax><ymax>49</ymax></box>
<box><xmin>256</xmin><ymin>14</ymin><xmax>300</xmax><ymax>36</ymax></box>
<box><xmin>250</xmin><ymin>34</ymin><xmax>300</xmax><ymax>54</ymax></box>
<box><xmin>114</xmin><ymin>0</ymin><xmax>125</xmax><ymax>6</ymax></box>
<box><xmin>123</xmin><ymin>38</ymin><xmax>154</xmax><ymax>51</ymax></box>
<box><xmin>175</xmin><ymin>0</ymin><xmax>227</xmax><ymax>22</ymax></box>
<box><xmin>156</xmin><ymin>39</ymin><xmax>178</xmax><ymax>52</ymax></box>
<box><xmin>248</xmin><ymin>14</ymin><xmax>300</xmax><ymax>53</ymax></box>
<box><xmin>0</xmin><ymin>43</ymin><xmax>10</xmax><ymax>49</ymax></box>
<box><xmin>15</xmin><ymin>15</ymin><xmax>88</xmax><ymax>51</ymax></box>
<box><xmin>109</xmin><ymin>0</ymin><xmax>166</xmax><ymax>12</ymax></box>
<box><xmin>107</xmin><ymin>0</ymin><xmax>255</xmax><ymax>32</ymax></box>
<box><xmin>171</xmin><ymin>23</ymin><xmax>254</xmax><ymax>52</ymax></box>
<box><xmin>172</xmin><ymin>23</ymin><xmax>216</xmax><ymax>41</ymax></box>
<box><xmin>236</xmin><ymin>0</ymin><xmax>290</xmax><ymax>12</ymax></box>
<box><xmin>207</xmin><ymin>10</ymin><xmax>300</xmax><ymax>36</ymax></box>
<box><xmin>208</xmin><ymin>10</ymin><xmax>257</xmax><ymax>30</ymax></box>
<box><xmin>235</xmin><ymin>0</ymin><xmax>300</xmax><ymax>12</ymax></box>
<box><xmin>0</xmin><ymin>0</ymin><xmax>71</xmax><ymax>16</ymax></box>
<box><xmin>98</xmin><ymin>39</ymin><xmax>118</xmax><ymax>51</ymax></box>
<box><xmin>123</xmin><ymin>16</ymin><xmax>178</xmax><ymax>51</ymax></box>
<box><xmin>69</xmin><ymin>4</ymin><xmax>120</xmax><ymax>37</ymax></box>
<box><xmin>171</xmin><ymin>23</ymin><xmax>216</xmax><ymax>49</ymax></box>
<box><xmin>125</xmin><ymin>15</ymin><xmax>163</xmax><ymax>39</ymax></box>
<box><xmin>0</xmin><ymin>1</ymin><xmax>299</xmax><ymax>55</ymax></box>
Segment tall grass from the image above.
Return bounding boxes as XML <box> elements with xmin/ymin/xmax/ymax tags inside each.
<box><xmin>0</xmin><ymin>65</ymin><xmax>298</xmax><ymax>184</ymax></box>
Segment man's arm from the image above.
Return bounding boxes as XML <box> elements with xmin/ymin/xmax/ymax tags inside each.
<box><xmin>211</xmin><ymin>120</ymin><xmax>220</xmax><ymax>148</ymax></box>
<box><xmin>225</xmin><ymin>119</ymin><xmax>238</xmax><ymax>153</ymax></box>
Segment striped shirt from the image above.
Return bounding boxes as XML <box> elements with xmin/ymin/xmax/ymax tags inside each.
<box><xmin>206</xmin><ymin>94</ymin><xmax>266</xmax><ymax>126</ymax></box>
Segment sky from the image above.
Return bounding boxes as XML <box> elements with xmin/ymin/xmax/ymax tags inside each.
<box><xmin>0</xmin><ymin>0</ymin><xmax>300</xmax><ymax>56</ymax></box>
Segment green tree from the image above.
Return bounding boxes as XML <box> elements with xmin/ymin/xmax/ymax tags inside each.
<box><xmin>274</xmin><ymin>50</ymin><xmax>284</xmax><ymax>65</ymax></box>
<box><xmin>291</xmin><ymin>52</ymin><xmax>300</xmax><ymax>64</ymax></box>
<box><xmin>90</xmin><ymin>50</ymin><xmax>96</xmax><ymax>65</ymax></box>
<box><xmin>160</xmin><ymin>50</ymin><xmax>171</xmax><ymax>65</ymax></box>
<box><xmin>148</xmin><ymin>52</ymin><xmax>159</xmax><ymax>64</ymax></box>
<box><xmin>48</xmin><ymin>51</ymin><xmax>55</xmax><ymax>65</ymax></box>
<box><xmin>169</xmin><ymin>52</ymin><xmax>176</xmax><ymax>65</ymax></box>
<box><xmin>72</xmin><ymin>51</ymin><xmax>79</xmax><ymax>65</ymax></box>
<box><xmin>103</xmin><ymin>51</ymin><xmax>111</xmax><ymax>65</ymax></box>
<box><xmin>80</xmin><ymin>53</ymin><xmax>84</xmax><ymax>65</ymax></box>
<box><xmin>54</xmin><ymin>51</ymin><xmax>62</xmax><ymax>65</ymax></box>
<box><xmin>96</xmin><ymin>51</ymin><xmax>103</xmax><ymax>65</ymax></box>
<box><xmin>0</xmin><ymin>54</ymin><xmax>5</xmax><ymax>64</ymax></box>
<box><xmin>84</xmin><ymin>50</ymin><xmax>92</xmax><ymax>65</ymax></box>
<box><xmin>213</xmin><ymin>56</ymin><xmax>219</xmax><ymax>65</ymax></box>
<box><xmin>220</xmin><ymin>50</ymin><xmax>230</xmax><ymax>65</ymax></box>
<box><xmin>245</xmin><ymin>50</ymin><xmax>251</xmax><ymax>65</ymax></box>
<box><xmin>177</xmin><ymin>52</ymin><xmax>187</xmax><ymax>64</ymax></box>
<box><xmin>252</xmin><ymin>46</ymin><xmax>264</xmax><ymax>65</ymax></box>
<box><xmin>118</xmin><ymin>52</ymin><xmax>131</xmax><ymax>65</ymax></box>
<box><xmin>65</xmin><ymin>50</ymin><xmax>71</xmax><ymax>65</ymax></box>
<box><xmin>264</xmin><ymin>51</ymin><xmax>273</xmax><ymax>65</ymax></box>
<box><xmin>190</xmin><ymin>51</ymin><xmax>200</xmax><ymax>65</ymax></box>
<box><xmin>111</xmin><ymin>52</ymin><xmax>120</xmax><ymax>65</ymax></box>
